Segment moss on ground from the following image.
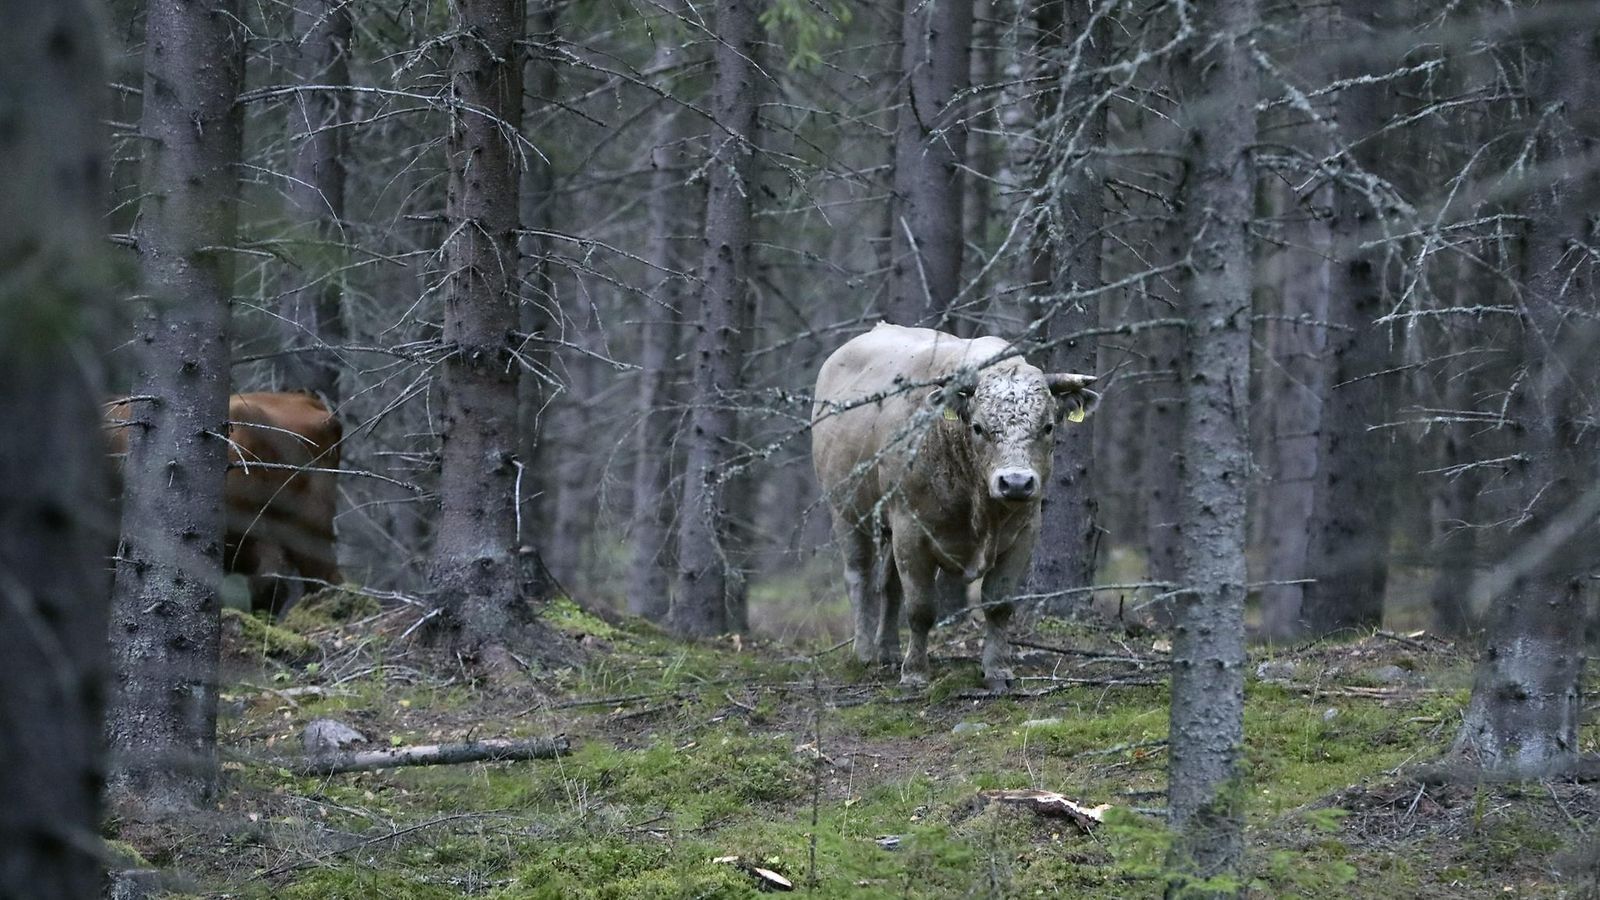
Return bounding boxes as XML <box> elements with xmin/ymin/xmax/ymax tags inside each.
<box><xmin>143</xmin><ymin>618</ymin><xmax>1591</xmax><ymax>898</ymax></box>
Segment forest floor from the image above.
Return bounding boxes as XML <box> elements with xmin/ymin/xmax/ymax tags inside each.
<box><xmin>112</xmin><ymin>590</ymin><xmax>1600</xmax><ymax>899</ymax></box>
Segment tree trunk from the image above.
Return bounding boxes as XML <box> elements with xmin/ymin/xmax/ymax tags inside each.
<box><xmin>626</xmin><ymin>19</ymin><xmax>690</xmax><ymax>620</ymax></box>
<box><xmin>0</xmin><ymin>3</ymin><xmax>113</xmax><ymax>892</ymax></box>
<box><xmin>1142</xmin><ymin>216</ymin><xmax>1186</xmax><ymax>622</ymax></box>
<box><xmin>516</xmin><ymin>0</ymin><xmax>561</xmax><ymax>574</ymax></box>
<box><xmin>1166</xmin><ymin>0</ymin><xmax>1256</xmax><ymax>885</ymax></box>
<box><xmin>1299</xmin><ymin>0</ymin><xmax>1395</xmax><ymax>637</ymax></box>
<box><xmin>1256</xmin><ymin>9</ymin><xmax>1333</xmax><ymax>638</ymax></box>
<box><xmin>1454</xmin><ymin>15</ymin><xmax>1598</xmax><ymax>780</ymax></box>
<box><xmin>107</xmin><ymin>0</ymin><xmax>245</xmax><ymax>814</ymax></box>
<box><xmin>431</xmin><ymin>0</ymin><xmax>553</xmax><ymax>656</ymax></box>
<box><xmin>1030</xmin><ymin>0</ymin><xmax>1108</xmax><ymax>617</ymax></box>
<box><xmin>883</xmin><ymin>0</ymin><xmax>974</xmax><ymax>327</ymax></box>
<box><xmin>670</xmin><ymin>0</ymin><xmax>762</xmax><ymax>637</ymax></box>
<box><xmin>275</xmin><ymin>0</ymin><xmax>351</xmax><ymax>401</ymax></box>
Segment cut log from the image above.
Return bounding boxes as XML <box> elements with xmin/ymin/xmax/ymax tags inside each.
<box><xmin>274</xmin><ymin>735</ymin><xmax>570</xmax><ymax>775</ymax></box>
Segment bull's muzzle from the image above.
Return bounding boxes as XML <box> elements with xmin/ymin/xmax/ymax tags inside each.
<box><xmin>991</xmin><ymin>469</ymin><xmax>1038</xmax><ymax>501</ymax></box>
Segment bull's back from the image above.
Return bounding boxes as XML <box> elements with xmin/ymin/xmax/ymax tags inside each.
<box><xmin>812</xmin><ymin>324</ymin><xmax>1000</xmax><ymax>518</ymax></box>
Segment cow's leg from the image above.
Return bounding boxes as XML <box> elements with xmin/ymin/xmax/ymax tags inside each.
<box><xmin>892</xmin><ymin>529</ymin><xmax>938</xmax><ymax>687</ymax></box>
<box><xmin>877</xmin><ymin>534</ymin><xmax>902</xmax><ymax>665</ymax></box>
<box><xmin>835</xmin><ymin>516</ymin><xmax>880</xmax><ymax>666</ymax></box>
<box><xmin>247</xmin><ymin>541</ymin><xmax>293</xmax><ymax>616</ymax></box>
<box><xmin>978</xmin><ymin>545</ymin><xmax>1033</xmax><ymax>691</ymax></box>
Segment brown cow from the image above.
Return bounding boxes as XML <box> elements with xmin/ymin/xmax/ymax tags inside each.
<box><xmin>108</xmin><ymin>391</ymin><xmax>343</xmax><ymax>615</ymax></box>
<box><xmin>812</xmin><ymin>324</ymin><xmax>1099</xmax><ymax>689</ymax></box>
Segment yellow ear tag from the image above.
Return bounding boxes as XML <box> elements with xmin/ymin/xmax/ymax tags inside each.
<box><xmin>1067</xmin><ymin>404</ymin><xmax>1087</xmax><ymax>424</ymax></box>
<box><xmin>943</xmin><ymin>408</ymin><xmax>959</xmax><ymax>422</ymax></box>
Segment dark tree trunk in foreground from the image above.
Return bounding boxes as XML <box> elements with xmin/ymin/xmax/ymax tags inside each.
<box><xmin>883</xmin><ymin>0</ymin><xmax>974</xmax><ymax>327</ymax></box>
<box><xmin>107</xmin><ymin>0</ymin><xmax>245</xmax><ymax>814</ymax></box>
<box><xmin>275</xmin><ymin>0</ymin><xmax>351</xmax><ymax>401</ymax></box>
<box><xmin>1030</xmin><ymin>0</ymin><xmax>1108</xmax><ymax>616</ymax></box>
<box><xmin>1454</xmin><ymin>15</ymin><xmax>1598</xmax><ymax>779</ymax></box>
<box><xmin>1299</xmin><ymin>0</ymin><xmax>1395</xmax><ymax>637</ymax></box>
<box><xmin>670</xmin><ymin>0</ymin><xmax>762</xmax><ymax>637</ymax></box>
<box><xmin>0</xmin><ymin>3</ymin><xmax>113</xmax><ymax>892</ymax></box>
<box><xmin>432</xmin><ymin>0</ymin><xmax>553</xmax><ymax>660</ymax></box>
<box><xmin>1167</xmin><ymin>0</ymin><xmax>1256</xmax><ymax>886</ymax></box>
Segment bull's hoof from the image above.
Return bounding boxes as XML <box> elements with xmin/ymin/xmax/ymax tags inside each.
<box><xmin>981</xmin><ymin>670</ymin><xmax>1014</xmax><ymax>693</ymax></box>
<box><xmin>898</xmin><ymin>669</ymin><xmax>930</xmax><ymax>689</ymax></box>
<box><xmin>877</xmin><ymin>646</ymin><xmax>902</xmax><ymax>667</ymax></box>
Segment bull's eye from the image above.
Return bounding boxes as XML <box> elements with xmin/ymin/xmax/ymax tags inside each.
<box><xmin>1043</xmin><ymin>422</ymin><xmax>1055</xmax><ymax>436</ymax></box>
<box><xmin>971</xmin><ymin>423</ymin><xmax>986</xmax><ymax>439</ymax></box>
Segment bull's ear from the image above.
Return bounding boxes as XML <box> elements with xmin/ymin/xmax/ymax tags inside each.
<box><xmin>926</xmin><ymin>385</ymin><xmax>973</xmax><ymax>422</ymax></box>
<box><xmin>1046</xmin><ymin>373</ymin><xmax>1100</xmax><ymax>423</ymax></box>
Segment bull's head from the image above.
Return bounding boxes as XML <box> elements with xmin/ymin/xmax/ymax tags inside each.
<box><xmin>932</xmin><ymin>371</ymin><xmax>1100</xmax><ymax>502</ymax></box>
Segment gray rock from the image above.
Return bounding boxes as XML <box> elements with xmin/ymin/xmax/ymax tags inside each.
<box><xmin>1322</xmin><ymin>707</ymin><xmax>1340</xmax><ymax>722</ymax></box>
<box><xmin>303</xmin><ymin>717</ymin><xmax>366</xmax><ymax>755</ymax></box>
<box><xmin>1254</xmin><ymin>659</ymin><xmax>1295</xmax><ymax>681</ymax></box>
<box><xmin>1366</xmin><ymin>664</ymin><xmax>1411</xmax><ymax>685</ymax></box>
<box><xmin>951</xmin><ymin>721</ymin><xmax>990</xmax><ymax>735</ymax></box>
<box><xmin>1020</xmin><ymin>718</ymin><xmax>1062</xmax><ymax>729</ymax></box>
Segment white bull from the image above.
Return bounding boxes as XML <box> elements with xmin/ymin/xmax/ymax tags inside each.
<box><xmin>811</xmin><ymin>324</ymin><xmax>1099</xmax><ymax>689</ymax></box>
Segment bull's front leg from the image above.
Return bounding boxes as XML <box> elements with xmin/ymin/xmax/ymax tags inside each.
<box><xmin>891</xmin><ymin>527</ymin><xmax>938</xmax><ymax>687</ymax></box>
<box><xmin>979</xmin><ymin>543</ymin><xmax>1033</xmax><ymax>691</ymax></box>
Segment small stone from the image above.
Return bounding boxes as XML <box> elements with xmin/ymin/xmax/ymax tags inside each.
<box><xmin>1255</xmin><ymin>660</ymin><xmax>1295</xmax><ymax>681</ymax></box>
<box><xmin>1020</xmin><ymin>718</ymin><xmax>1061</xmax><ymax>729</ymax></box>
<box><xmin>1367</xmin><ymin>665</ymin><xmax>1410</xmax><ymax>685</ymax></box>
<box><xmin>951</xmin><ymin>721</ymin><xmax>990</xmax><ymax>735</ymax></box>
<box><xmin>303</xmin><ymin>718</ymin><xmax>366</xmax><ymax>755</ymax></box>
<box><xmin>1323</xmin><ymin>707</ymin><xmax>1340</xmax><ymax>722</ymax></box>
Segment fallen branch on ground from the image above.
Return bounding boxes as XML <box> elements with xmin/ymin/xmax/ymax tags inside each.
<box><xmin>267</xmin><ymin>735</ymin><xmax>571</xmax><ymax>775</ymax></box>
<box><xmin>979</xmin><ymin>789</ymin><xmax>1111</xmax><ymax>832</ymax></box>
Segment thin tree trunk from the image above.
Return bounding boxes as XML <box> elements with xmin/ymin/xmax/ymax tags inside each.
<box><xmin>1166</xmin><ymin>0</ymin><xmax>1256</xmax><ymax>885</ymax></box>
<box><xmin>1454</xmin><ymin>14</ymin><xmax>1598</xmax><ymax>779</ymax></box>
<box><xmin>0</xmin><ymin>3</ymin><xmax>113</xmax><ymax>892</ymax></box>
<box><xmin>516</xmin><ymin>0</ymin><xmax>561</xmax><ymax>571</ymax></box>
<box><xmin>883</xmin><ymin>0</ymin><xmax>974</xmax><ymax>327</ymax></box>
<box><xmin>626</xmin><ymin>14</ymin><xmax>690</xmax><ymax>620</ymax></box>
<box><xmin>275</xmin><ymin>0</ymin><xmax>351</xmax><ymax>401</ymax></box>
<box><xmin>1257</xmin><ymin>33</ymin><xmax>1333</xmax><ymax>638</ymax></box>
<box><xmin>670</xmin><ymin>0</ymin><xmax>762</xmax><ymax>637</ymax></box>
<box><xmin>1299</xmin><ymin>0</ymin><xmax>1395</xmax><ymax>637</ymax></box>
<box><xmin>1030</xmin><ymin>0</ymin><xmax>1108</xmax><ymax>617</ymax></box>
<box><xmin>627</xmin><ymin>105</ymin><xmax>686</xmax><ymax>620</ymax></box>
<box><xmin>1142</xmin><ymin>216</ymin><xmax>1186</xmax><ymax>622</ymax></box>
<box><xmin>107</xmin><ymin>0</ymin><xmax>245</xmax><ymax>814</ymax></box>
<box><xmin>431</xmin><ymin>0</ymin><xmax>553</xmax><ymax>661</ymax></box>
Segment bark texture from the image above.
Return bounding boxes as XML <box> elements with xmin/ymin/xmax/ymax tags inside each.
<box><xmin>107</xmin><ymin>0</ymin><xmax>246</xmax><ymax>814</ymax></box>
<box><xmin>1166</xmin><ymin>0</ymin><xmax>1256</xmax><ymax>884</ymax></box>
<box><xmin>275</xmin><ymin>0</ymin><xmax>351</xmax><ymax>401</ymax></box>
<box><xmin>432</xmin><ymin>0</ymin><xmax>552</xmax><ymax>654</ymax></box>
<box><xmin>1454</xmin><ymin>16</ymin><xmax>1598</xmax><ymax>779</ymax></box>
<box><xmin>883</xmin><ymin>0</ymin><xmax>975</xmax><ymax>327</ymax></box>
<box><xmin>0</xmin><ymin>3</ymin><xmax>113</xmax><ymax>893</ymax></box>
<box><xmin>1030</xmin><ymin>0</ymin><xmax>1109</xmax><ymax>616</ymax></box>
<box><xmin>669</xmin><ymin>0</ymin><xmax>761</xmax><ymax>637</ymax></box>
<box><xmin>1298</xmin><ymin>0</ymin><xmax>1395</xmax><ymax>636</ymax></box>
